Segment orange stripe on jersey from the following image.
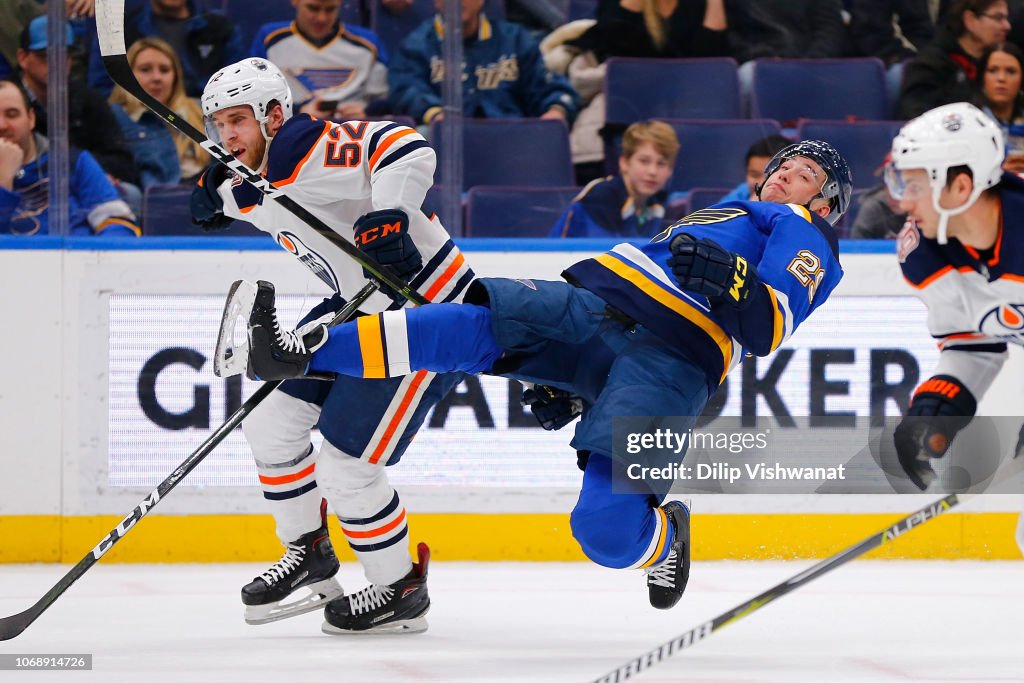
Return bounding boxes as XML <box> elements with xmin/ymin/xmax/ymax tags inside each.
<box><xmin>765</xmin><ymin>286</ymin><xmax>784</xmax><ymax>352</ymax></box>
<box><xmin>640</xmin><ymin>508</ymin><xmax>669</xmax><ymax>569</ymax></box>
<box><xmin>357</xmin><ymin>315</ymin><xmax>386</xmax><ymax>379</ymax></box>
<box><xmin>905</xmin><ymin>265</ymin><xmax>954</xmax><ymax>289</ymax></box>
<box><xmin>937</xmin><ymin>332</ymin><xmax>986</xmax><ymax>349</ymax></box>
<box><xmin>276</xmin><ymin>120</ymin><xmax>332</xmax><ymax>187</ymax></box>
<box><xmin>1000</xmin><ymin>273</ymin><xmax>1024</xmax><ymax>283</ymax></box>
<box><xmin>259</xmin><ymin>462</ymin><xmax>316</xmax><ymax>486</ymax></box>
<box><xmin>342</xmin><ymin>509</ymin><xmax>407</xmax><ymax>538</ymax></box>
<box><xmin>368</xmin><ymin>128</ymin><xmax>415</xmax><ymax>172</ymax></box>
<box><xmin>368</xmin><ymin>370</ymin><xmax>429</xmax><ymax>465</ymax></box>
<box><xmin>423</xmin><ymin>252</ymin><xmax>466</xmax><ymax>301</ymax></box>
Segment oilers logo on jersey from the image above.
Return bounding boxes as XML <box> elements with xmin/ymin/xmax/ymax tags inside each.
<box><xmin>277</xmin><ymin>231</ymin><xmax>340</xmax><ymax>292</ymax></box>
<box><xmin>979</xmin><ymin>304</ymin><xmax>1024</xmax><ymax>341</ymax></box>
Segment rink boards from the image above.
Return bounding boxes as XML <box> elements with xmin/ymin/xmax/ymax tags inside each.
<box><xmin>0</xmin><ymin>237</ymin><xmax>1021</xmax><ymax>562</ymax></box>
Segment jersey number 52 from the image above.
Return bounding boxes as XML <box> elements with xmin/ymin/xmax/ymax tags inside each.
<box><xmin>787</xmin><ymin>250</ymin><xmax>825</xmax><ymax>305</ymax></box>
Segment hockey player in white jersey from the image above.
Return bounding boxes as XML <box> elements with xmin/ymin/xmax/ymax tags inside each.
<box><xmin>887</xmin><ymin>102</ymin><xmax>1024</xmax><ymax>555</ymax></box>
<box><xmin>190</xmin><ymin>57</ymin><xmax>476</xmax><ymax>632</ymax></box>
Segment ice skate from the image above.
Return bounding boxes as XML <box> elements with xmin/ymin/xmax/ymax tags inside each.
<box><xmin>646</xmin><ymin>500</ymin><xmax>691</xmax><ymax>610</ymax></box>
<box><xmin>246</xmin><ymin>280</ymin><xmax>328</xmax><ymax>381</ymax></box>
<box><xmin>242</xmin><ymin>500</ymin><xmax>343</xmax><ymax>624</ymax></box>
<box><xmin>322</xmin><ymin>542</ymin><xmax>431</xmax><ymax>635</ymax></box>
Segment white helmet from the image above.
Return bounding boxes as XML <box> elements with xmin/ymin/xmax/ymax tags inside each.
<box><xmin>886</xmin><ymin>102</ymin><xmax>1004</xmax><ymax>244</ymax></box>
<box><xmin>202</xmin><ymin>58</ymin><xmax>293</xmax><ymax>145</ymax></box>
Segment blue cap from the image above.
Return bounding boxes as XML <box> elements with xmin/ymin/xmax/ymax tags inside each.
<box><xmin>21</xmin><ymin>16</ymin><xmax>75</xmax><ymax>51</ymax></box>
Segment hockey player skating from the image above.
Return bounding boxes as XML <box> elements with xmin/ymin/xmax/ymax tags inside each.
<box><xmin>886</xmin><ymin>101</ymin><xmax>1024</xmax><ymax>555</ymax></box>
<box><xmin>238</xmin><ymin>141</ymin><xmax>853</xmax><ymax>608</ymax></box>
<box><xmin>191</xmin><ymin>57</ymin><xmax>476</xmax><ymax>633</ymax></box>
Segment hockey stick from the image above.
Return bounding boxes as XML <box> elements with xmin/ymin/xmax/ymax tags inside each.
<box><xmin>591</xmin><ymin>493</ymin><xmax>972</xmax><ymax>683</ymax></box>
<box><xmin>93</xmin><ymin>0</ymin><xmax>427</xmax><ymax>307</ymax></box>
<box><xmin>0</xmin><ymin>282</ymin><xmax>377</xmax><ymax>641</ymax></box>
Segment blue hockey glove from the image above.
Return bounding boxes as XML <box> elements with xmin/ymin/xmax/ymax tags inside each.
<box><xmin>666</xmin><ymin>234</ymin><xmax>760</xmax><ymax>309</ymax></box>
<box><xmin>353</xmin><ymin>209</ymin><xmax>422</xmax><ymax>300</ymax></box>
<box><xmin>191</xmin><ymin>163</ymin><xmax>234</xmax><ymax>231</ymax></box>
<box><xmin>522</xmin><ymin>384</ymin><xmax>583</xmax><ymax>430</ymax></box>
<box><xmin>893</xmin><ymin>375</ymin><xmax>976</xmax><ymax>490</ymax></box>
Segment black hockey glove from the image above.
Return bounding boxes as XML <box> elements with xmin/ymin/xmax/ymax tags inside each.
<box><xmin>522</xmin><ymin>384</ymin><xmax>583</xmax><ymax>430</ymax></box>
<box><xmin>191</xmin><ymin>163</ymin><xmax>234</xmax><ymax>231</ymax></box>
<box><xmin>893</xmin><ymin>375</ymin><xmax>977</xmax><ymax>490</ymax></box>
<box><xmin>666</xmin><ymin>234</ymin><xmax>761</xmax><ymax>309</ymax></box>
<box><xmin>353</xmin><ymin>209</ymin><xmax>422</xmax><ymax>301</ymax></box>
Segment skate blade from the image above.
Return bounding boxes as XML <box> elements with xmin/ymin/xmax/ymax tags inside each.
<box><xmin>214</xmin><ymin>280</ymin><xmax>257</xmax><ymax>378</ymax></box>
<box><xmin>244</xmin><ymin>578</ymin><xmax>344</xmax><ymax>625</ymax></box>
<box><xmin>320</xmin><ymin>610</ymin><xmax>430</xmax><ymax>636</ymax></box>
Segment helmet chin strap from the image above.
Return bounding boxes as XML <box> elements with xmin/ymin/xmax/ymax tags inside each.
<box><xmin>930</xmin><ymin>182</ymin><xmax>981</xmax><ymax>245</ymax></box>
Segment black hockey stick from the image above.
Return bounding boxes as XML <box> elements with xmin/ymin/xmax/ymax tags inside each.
<box><xmin>591</xmin><ymin>493</ymin><xmax>972</xmax><ymax>683</ymax></box>
<box><xmin>0</xmin><ymin>282</ymin><xmax>377</xmax><ymax>641</ymax></box>
<box><xmin>93</xmin><ymin>0</ymin><xmax>428</xmax><ymax>307</ymax></box>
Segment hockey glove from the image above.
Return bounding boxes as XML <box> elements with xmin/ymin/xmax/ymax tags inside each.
<box><xmin>522</xmin><ymin>384</ymin><xmax>584</xmax><ymax>430</ymax></box>
<box><xmin>191</xmin><ymin>163</ymin><xmax>234</xmax><ymax>231</ymax></box>
<box><xmin>893</xmin><ymin>375</ymin><xmax>977</xmax><ymax>490</ymax></box>
<box><xmin>353</xmin><ymin>209</ymin><xmax>422</xmax><ymax>301</ymax></box>
<box><xmin>666</xmin><ymin>234</ymin><xmax>760</xmax><ymax>309</ymax></box>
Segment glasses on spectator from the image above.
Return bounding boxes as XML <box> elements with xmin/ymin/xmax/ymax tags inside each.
<box><xmin>979</xmin><ymin>12</ymin><xmax>1011</xmax><ymax>23</ymax></box>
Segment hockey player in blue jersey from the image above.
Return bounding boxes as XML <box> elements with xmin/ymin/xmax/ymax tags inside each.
<box><xmin>239</xmin><ymin>140</ymin><xmax>853</xmax><ymax>608</ymax></box>
<box><xmin>886</xmin><ymin>102</ymin><xmax>1024</xmax><ymax>554</ymax></box>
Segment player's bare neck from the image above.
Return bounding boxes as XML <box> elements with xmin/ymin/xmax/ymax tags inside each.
<box><xmin>954</xmin><ymin>195</ymin><xmax>1001</xmax><ymax>250</ymax></box>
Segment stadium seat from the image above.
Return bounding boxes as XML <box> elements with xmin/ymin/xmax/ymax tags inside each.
<box><xmin>750</xmin><ymin>58</ymin><xmax>889</xmax><ymax>124</ymax></box>
<box><xmin>604</xmin><ymin>58</ymin><xmax>741</xmax><ymax>124</ymax></box>
<box><xmin>430</xmin><ymin>118</ymin><xmax>574</xmax><ymax>190</ymax></box>
<box><xmin>466</xmin><ymin>185</ymin><xmax>581</xmax><ymax>236</ymax></box>
<box><xmin>142</xmin><ymin>184</ymin><xmax>266</xmax><ymax>237</ymax></box>
<box><xmin>685</xmin><ymin>187</ymin><xmax>736</xmax><ymax>213</ymax></box>
<box><xmin>566</xmin><ymin>0</ymin><xmax>597</xmax><ymax>20</ymax></box>
<box><xmin>373</xmin><ymin>0</ymin><xmax>505</xmax><ymax>56</ymax></box>
<box><xmin>605</xmin><ymin>119</ymin><xmax>784</xmax><ymax>193</ymax></box>
<box><xmin>796</xmin><ymin>120</ymin><xmax>904</xmax><ymax>190</ymax></box>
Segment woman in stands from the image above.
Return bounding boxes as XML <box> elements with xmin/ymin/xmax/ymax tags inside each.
<box><xmin>108</xmin><ymin>37</ymin><xmax>209</xmax><ymax>188</ymax></box>
<box><xmin>976</xmin><ymin>42</ymin><xmax>1024</xmax><ymax>172</ymax></box>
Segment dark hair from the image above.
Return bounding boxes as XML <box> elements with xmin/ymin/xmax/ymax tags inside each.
<box><xmin>977</xmin><ymin>41</ymin><xmax>1024</xmax><ymax>119</ymax></box>
<box><xmin>0</xmin><ymin>77</ymin><xmax>33</xmax><ymax>114</ymax></box>
<box><xmin>947</xmin><ymin>0</ymin><xmax>1006</xmax><ymax>36</ymax></box>
<box><xmin>746</xmin><ymin>135</ymin><xmax>792</xmax><ymax>164</ymax></box>
<box><xmin>946</xmin><ymin>164</ymin><xmax>974</xmax><ymax>186</ymax></box>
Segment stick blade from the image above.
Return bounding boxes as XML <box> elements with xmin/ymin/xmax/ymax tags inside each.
<box><xmin>0</xmin><ymin>604</ymin><xmax>43</xmax><ymax>641</ymax></box>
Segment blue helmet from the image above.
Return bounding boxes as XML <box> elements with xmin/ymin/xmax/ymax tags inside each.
<box><xmin>759</xmin><ymin>140</ymin><xmax>853</xmax><ymax>225</ymax></box>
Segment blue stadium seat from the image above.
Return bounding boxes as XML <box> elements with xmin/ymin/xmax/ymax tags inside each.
<box><xmin>227</xmin><ymin>0</ymin><xmax>364</xmax><ymax>51</ymax></box>
<box><xmin>750</xmin><ymin>58</ymin><xmax>888</xmax><ymax>124</ymax></box>
<box><xmin>797</xmin><ymin>120</ymin><xmax>904</xmax><ymax>190</ymax></box>
<box><xmin>142</xmin><ymin>184</ymin><xmax>266</xmax><ymax>237</ymax></box>
<box><xmin>566</xmin><ymin>0</ymin><xmax>597</xmax><ymax>20</ymax></box>
<box><xmin>685</xmin><ymin>187</ymin><xmax>736</xmax><ymax>213</ymax></box>
<box><xmin>604</xmin><ymin>119</ymin><xmax>784</xmax><ymax>193</ymax></box>
<box><xmin>605</xmin><ymin>58</ymin><xmax>741</xmax><ymax>123</ymax></box>
<box><xmin>430</xmin><ymin>118</ymin><xmax>574</xmax><ymax>190</ymax></box>
<box><xmin>466</xmin><ymin>185</ymin><xmax>581</xmax><ymax>236</ymax></box>
<box><xmin>372</xmin><ymin>0</ymin><xmax>505</xmax><ymax>57</ymax></box>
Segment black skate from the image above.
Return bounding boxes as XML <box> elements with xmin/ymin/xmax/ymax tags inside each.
<box><xmin>646</xmin><ymin>500</ymin><xmax>691</xmax><ymax>610</ymax></box>
<box><xmin>246</xmin><ymin>280</ymin><xmax>327</xmax><ymax>381</ymax></box>
<box><xmin>242</xmin><ymin>500</ymin><xmax>343</xmax><ymax>624</ymax></box>
<box><xmin>322</xmin><ymin>542</ymin><xmax>431</xmax><ymax>635</ymax></box>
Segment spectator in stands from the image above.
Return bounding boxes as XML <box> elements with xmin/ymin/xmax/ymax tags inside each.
<box><xmin>16</xmin><ymin>16</ymin><xmax>141</xmax><ymax>202</ymax></box>
<box><xmin>567</xmin><ymin>0</ymin><xmax>728</xmax><ymax>60</ymax></box>
<box><xmin>388</xmin><ymin>0</ymin><xmax>580</xmax><ymax>126</ymax></box>
<box><xmin>550</xmin><ymin>120</ymin><xmax>677</xmax><ymax>238</ymax></box>
<box><xmin>0</xmin><ymin>78</ymin><xmax>140</xmax><ymax>236</ymax></box>
<box><xmin>88</xmin><ymin>0</ymin><xmax>246</xmax><ymax>97</ymax></box>
<box><xmin>252</xmin><ymin>0</ymin><xmax>389</xmax><ymax>121</ymax></box>
<box><xmin>849</xmin><ymin>0</ymin><xmax>935</xmax><ymax>67</ymax></box>
<box><xmin>851</xmin><ymin>156</ymin><xmax>906</xmax><ymax>239</ymax></box>
<box><xmin>725</xmin><ymin>0</ymin><xmax>847</xmax><ymax>63</ymax></box>
<box><xmin>109</xmin><ymin>37</ymin><xmax>210</xmax><ymax>188</ymax></box>
<box><xmin>717</xmin><ymin>134</ymin><xmax>791</xmax><ymax>203</ymax></box>
<box><xmin>898</xmin><ymin>0</ymin><xmax>1010</xmax><ymax>118</ymax></box>
<box><xmin>975</xmin><ymin>41</ymin><xmax>1024</xmax><ymax>172</ymax></box>
<box><xmin>0</xmin><ymin>0</ymin><xmax>43</xmax><ymax>79</ymax></box>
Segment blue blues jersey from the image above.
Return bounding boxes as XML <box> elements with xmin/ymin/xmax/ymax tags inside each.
<box><xmin>563</xmin><ymin>200</ymin><xmax>843</xmax><ymax>387</ymax></box>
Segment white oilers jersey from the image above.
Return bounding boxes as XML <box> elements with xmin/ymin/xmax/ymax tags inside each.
<box><xmin>251</xmin><ymin>22</ymin><xmax>388</xmax><ymax>104</ymax></box>
<box><xmin>897</xmin><ymin>173</ymin><xmax>1024</xmax><ymax>399</ymax></box>
<box><xmin>216</xmin><ymin>116</ymin><xmax>473</xmax><ymax>313</ymax></box>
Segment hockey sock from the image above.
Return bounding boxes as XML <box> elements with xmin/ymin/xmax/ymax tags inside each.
<box><xmin>337</xmin><ymin>490</ymin><xmax>413</xmax><ymax>586</ymax></box>
<box><xmin>309</xmin><ymin>303</ymin><xmax>504</xmax><ymax>378</ymax></box>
